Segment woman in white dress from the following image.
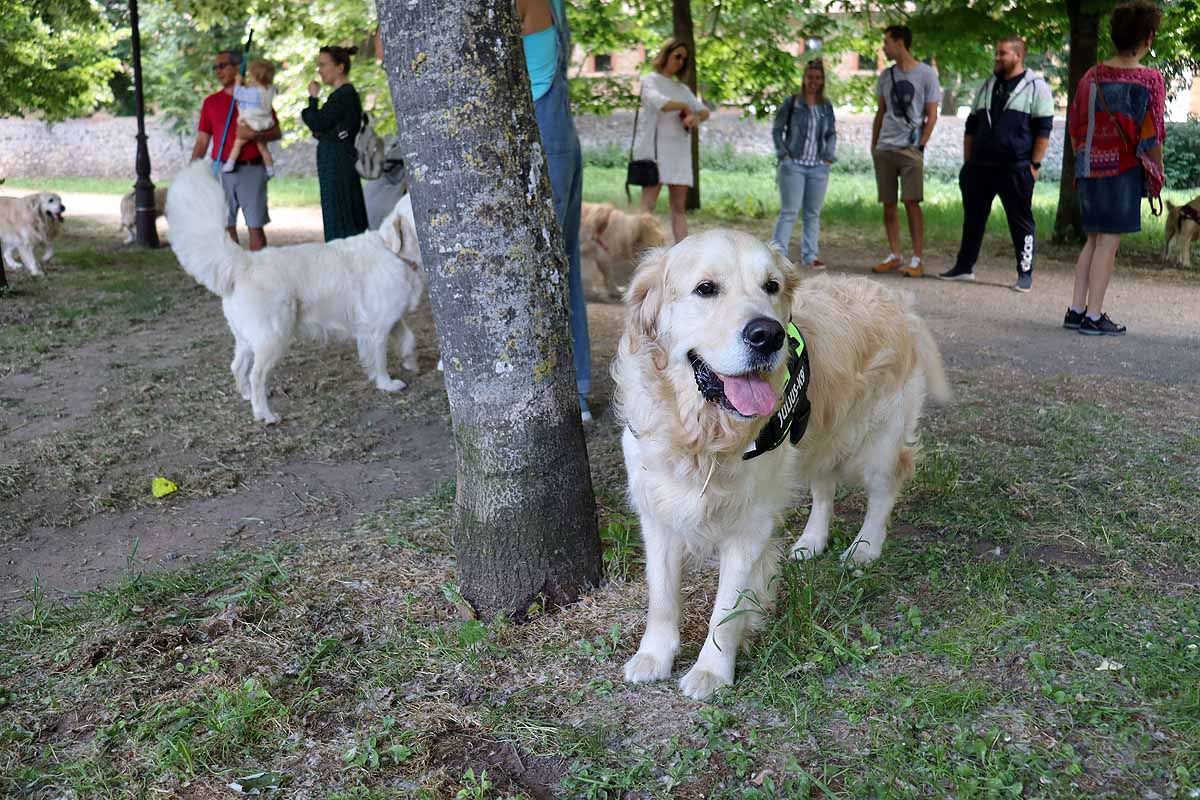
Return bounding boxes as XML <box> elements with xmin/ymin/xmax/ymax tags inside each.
<box><xmin>633</xmin><ymin>39</ymin><xmax>710</xmax><ymax>241</ymax></box>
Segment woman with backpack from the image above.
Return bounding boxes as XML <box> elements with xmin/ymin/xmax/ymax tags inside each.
<box><xmin>302</xmin><ymin>45</ymin><xmax>369</xmax><ymax>242</ymax></box>
<box><xmin>770</xmin><ymin>58</ymin><xmax>837</xmax><ymax>269</ymax></box>
<box><xmin>1065</xmin><ymin>0</ymin><xmax>1165</xmax><ymax>336</ymax></box>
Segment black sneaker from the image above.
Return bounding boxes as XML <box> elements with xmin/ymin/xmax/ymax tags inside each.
<box><xmin>938</xmin><ymin>266</ymin><xmax>975</xmax><ymax>281</ymax></box>
<box><xmin>1011</xmin><ymin>272</ymin><xmax>1033</xmax><ymax>293</ymax></box>
<box><xmin>1063</xmin><ymin>307</ymin><xmax>1086</xmax><ymax>329</ymax></box>
<box><xmin>1079</xmin><ymin>313</ymin><xmax>1126</xmax><ymax>336</ymax></box>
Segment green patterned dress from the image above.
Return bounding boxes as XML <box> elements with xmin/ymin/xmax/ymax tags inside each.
<box><xmin>301</xmin><ymin>83</ymin><xmax>369</xmax><ymax>242</ymax></box>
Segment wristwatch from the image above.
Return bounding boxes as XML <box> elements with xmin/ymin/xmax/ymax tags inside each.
<box><xmin>1032</xmin><ymin>161</ymin><xmax>1042</xmax><ymax>169</ymax></box>
<box><xmin>917</xmin><ymin>144</ymin><xmax>925</xmax><ymax>152</ymax></box>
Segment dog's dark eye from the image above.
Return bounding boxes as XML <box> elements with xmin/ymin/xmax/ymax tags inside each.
<box><xmin>763</xmin><ymin>279</ymin><xmax>780</xmax><ymax>295</ymax></box>
<box><xmin>694</xmin><ymin>281</ymin><xmax>718</xmax><ymax>297</ymax></box>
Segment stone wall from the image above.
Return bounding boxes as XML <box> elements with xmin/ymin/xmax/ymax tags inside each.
<box><xmin>0</xmin><ymin>109</ymin><xmax>1066</xmax><ymax>181</ymax></box>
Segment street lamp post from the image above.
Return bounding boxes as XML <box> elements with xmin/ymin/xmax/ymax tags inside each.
<box><xmin>129</xmin><ymin>0</ymin><xmax>160</xmax><ymax>247</ymax></box>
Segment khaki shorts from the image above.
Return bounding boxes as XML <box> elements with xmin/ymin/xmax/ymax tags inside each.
<box><xmin>873</xmin><ymin>147</ymin><xmax>925</xmax><ymax>204</ymax></box>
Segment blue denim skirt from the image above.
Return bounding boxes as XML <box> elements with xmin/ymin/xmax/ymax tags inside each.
<box><xmin>1078</xmin><ymin>167</ymin><xmax>1143</xmax><ymax>234</ymax></box>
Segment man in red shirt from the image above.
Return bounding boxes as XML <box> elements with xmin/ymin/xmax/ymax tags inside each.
<box><xmin>190</xmin><ymin>50</ymin><xmax>281</xmax><ymax>251</ymax></box>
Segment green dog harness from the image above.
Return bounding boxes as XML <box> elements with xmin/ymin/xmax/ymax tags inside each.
<box><xmin>743</xmin><ymin>322</ymin><xmax>811</xmax><ymax>460</ymax></box>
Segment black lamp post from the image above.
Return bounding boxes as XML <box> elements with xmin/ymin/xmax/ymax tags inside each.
<box><xmin>129</xmin><ymin>0</ymin><xmax>160</xmax><ymax>247</ymax></box>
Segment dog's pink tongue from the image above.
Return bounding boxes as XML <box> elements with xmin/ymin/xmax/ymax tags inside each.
<box><xmin>718</xmin><ymin>372</ymin><xmax>777</xmax><ymax>417</ymax></box>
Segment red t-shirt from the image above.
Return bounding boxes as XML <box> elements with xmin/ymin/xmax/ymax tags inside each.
<box><xmin>197</xmin><ymin>89</ymin><xmax>278</xmax><ymax>162</ymax></box>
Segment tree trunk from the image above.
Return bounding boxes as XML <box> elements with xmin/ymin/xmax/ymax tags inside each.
<box><xmin>674</xmin><ymin>0</ymin><xmax>701</xmax><ymax>211</ymax></box>
<box><xmin>1054</xmin><ymin>0</ymin><xmax>1100</xmax><ymax>244</ymax></box>
<box><xmin>378</xmin><ymin>0</ymin><xmax>602</xmax><ymax>621</ymax></box>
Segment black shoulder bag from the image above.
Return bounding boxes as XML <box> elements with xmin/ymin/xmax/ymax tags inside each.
<box><xmin>625</xmin><ymin>84</ymin><xmax>660</xmax><ymax>203</ymax></box>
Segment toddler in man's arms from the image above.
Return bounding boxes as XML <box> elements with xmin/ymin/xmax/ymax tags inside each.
<box><xmin>223</xmin><ymin>59</ymin><xmax>278</xmax><ymax>177</ymax></box>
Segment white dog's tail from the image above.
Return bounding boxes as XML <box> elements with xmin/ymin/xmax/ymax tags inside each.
<box><xmin>165</xmin><ymin>161</ymin><xmax>248</xmax><ymax>297</ymax></box>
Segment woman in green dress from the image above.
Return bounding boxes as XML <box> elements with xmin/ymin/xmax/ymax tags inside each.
<box><xmin>302</xmin><ymin>45</ymin><xmax>369</xmax><ymax>241</ymax></box>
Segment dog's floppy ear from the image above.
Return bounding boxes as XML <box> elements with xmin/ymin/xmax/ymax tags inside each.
<box><xmin>625</xmin><ymin>245</ymin><xmax>669</xmax><ymax>347</ymax></box>
<box><xmin>766</xmin><ymin>239</ymin><xmax>801</xmax><ymax>298</ymax></box>
<box><xmin>380</xmin><ymin>196</ymin><xmax>423</xmax><ymax>267</ymax></box>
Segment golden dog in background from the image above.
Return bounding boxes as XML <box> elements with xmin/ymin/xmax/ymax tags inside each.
<box><xmin>580</xmin><ymin>202</ymin><xmax>665</xmax><ymax>301</ymax></box>
<box><xmin>1163</xmin><ymin>198</ymin><xmax>1200</xmax><ymax>267</ymax></box>
<box><xmin>120</xmin><ymin>186</ymin><xmax>169</xmax><ymax>244</ymax></box>
<box><xmin>0</xmin><ymin>192</ymin><xmax>65</xmax><ymax>276</ymax></box>
<box><xmin>614</xmin><ymin>230</ymin><xmax>949</xmax><ymax>699</ymax></box>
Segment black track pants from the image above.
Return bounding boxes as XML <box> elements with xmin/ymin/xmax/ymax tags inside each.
<box><xmin>952</xmin><ymin>162</ymin><xmax>1037</xmax><ymax>276</ymax></box>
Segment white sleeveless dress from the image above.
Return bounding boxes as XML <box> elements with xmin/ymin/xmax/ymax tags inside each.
<box><xmin>632</xmin><ymin>72</ymin><xmax>705</xmax><ymax>187</ymax></box>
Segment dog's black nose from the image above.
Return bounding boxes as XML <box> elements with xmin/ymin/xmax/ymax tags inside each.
<box><xmin>743</xmin><ymin>317</ymin><xmax>785</xmax><ymax>354</ymax></box>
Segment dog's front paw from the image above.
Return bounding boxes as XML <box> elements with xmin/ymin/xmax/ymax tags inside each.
<box><xmin>401</xmin><ymin>357</ymin><xmax>418</xmax><ymax>372</ymax></box>
<box><xmin>841</xmin><ymin>539</ymin><xmax>882</xmax><ymax>566</ymax></box>
<box><xmin>377</xmin><ymin>378</ymin><xmax>407</xmax><ymax>392</ymax></box>
<box><xmin>623</xmin><ymin>650</ymin><xmax>675</xmax><ymax>683</ymax></box>
<box><xmin>790</xmin><ymin>533</ymin><xmax>827</xmax><ymax>560</ymax></box>
<box><xmin>255</xmin><ymin>410</ymin><xmax>280</xmax><ymax>425</ymax></box>
<box><xmin>678</xmin><ymin>664</ymin><xmax>732</xmax><ymax>700</ymax></box>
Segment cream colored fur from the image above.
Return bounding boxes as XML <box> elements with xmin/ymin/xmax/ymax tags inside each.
<box><xmin>1163</xmin><ymin>198</ymin><xmax>1200</xmax><ymax>267</ymax></box>
<box><xmin>614</xmin><ymin>229</ymin><xmax>949</xmax><ymax>699</ymax></box>
<box><xmin>166</xmin><ymin>161</ymin><xmax>424</xmax><ymax>424</ymax></box>
<box><xmin>0</xmin><ymin>192</ymin><xmax>65</xmax><ymax>277</ymax></box>
<box><xmin>120</xmin><ymin>187</ymin><xmax>169</xmax><ymax>244</ymax></box>
<box><xmin>580</xmin><ymin>202</ymin><xmax>666</xmax><ymax>301</ymax></box>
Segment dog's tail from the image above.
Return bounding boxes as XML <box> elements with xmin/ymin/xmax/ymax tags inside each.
<box><xmin>165</xmin><ymin>161</ymin><xmax>248</xmax><ymax>297</ymax></box>
<box><xmin>896</xmin><ymin>291</ymin><xmax>951</xmax><ymax>405</ymax></box>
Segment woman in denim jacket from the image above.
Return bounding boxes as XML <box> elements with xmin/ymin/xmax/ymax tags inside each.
<box><xmin>771</xmin><ymin>59</ymin><xmax>837</xmax><ymax>269</ymax></box>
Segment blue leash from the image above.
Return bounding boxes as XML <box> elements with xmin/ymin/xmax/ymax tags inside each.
<box><xmin>213</xmin><ymin>29</ymin><xmax>255</xmax><ymax>177</ymax></box>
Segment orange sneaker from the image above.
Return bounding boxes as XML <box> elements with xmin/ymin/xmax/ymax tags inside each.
<box><xmin>872</xmin><ymin>255</ymin><xmax>902</xmax><ymax>273</ymax></box>
<box><xmin>900</xmin><ymin>260</ymin><xmax>923</xmax><ymax>277</ymax></box>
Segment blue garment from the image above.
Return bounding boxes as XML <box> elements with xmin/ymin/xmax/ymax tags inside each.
<box><xmin>772</xmin><ymin>161</ymin><xmax>830</xmax><ymax>265</ymax></box>
<box><xmin>772</xmin><ymin>96</ymin><xmax>837</xmax><ymax>163</ymax></box>
<box><xmin>523</xmin><ymin>26</ymin><xmax>557</xmax><ymax>101</ymax></box>
<box><xmin>532</xmin><ymin>0</ymin><xmax>590</xmax><ymax>399</ymax></box>
<box><xmin>1079</xmin><ymin>166</ymin><xmax>1144</xmax><ymax>234</ymax></box>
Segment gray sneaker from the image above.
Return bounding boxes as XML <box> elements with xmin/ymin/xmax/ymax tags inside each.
<box><xmin>1012</xmin><ymin>273</ymin><xmax>1033</xmax><ymax>293</ymax></box>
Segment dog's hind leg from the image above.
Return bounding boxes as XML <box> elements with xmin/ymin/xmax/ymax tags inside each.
<box><xmin>791</xmin><ymin>477</ymin><xmax>837</xmax><ymax>560</ymax></box>
<box><xmin>359</xmin><ymin>328</ymin><xmax>406</xmax><ymax>392</ymax></box>
<box><xmin>393</xmin><ymin>320</ymin><xmax>417</xmax><ymax>372</ymax></box>
<box><xmin>231</xmin><ymin>337</ymin><xmax>253</xmax><ymax>400</ymax></box>
<box><xmin>623</xmin><ymin>521</ymin><xmax>685</xmax><ymax>685</ymax></box>
<box><xmin>248</xmin><ymin>341</ymin><xmax>286</xmax><ymax>424</ymax></box>
<box><xmin>842</xmin><ymin>452</ymin><xmax>909</xmax><ymax>566</ymax></box>
<box><xmin>679</xmin><ymin>527</ymin><xmax>775</xmax><ymax>700</ymax></box>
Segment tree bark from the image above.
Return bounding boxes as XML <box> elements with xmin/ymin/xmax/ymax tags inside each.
<box><xmin>1054</xmin><ymin>0</ymin><xmax>1100</xmax><ymax>244</ymax></box>
<box><xmin>378</xmin><ymin>0</ymin><xmax>602</xmax><ymax>621</ymax></box>
<box><xmin>674</xmin><ymin>0</ymin><xmax>701</xmax><ymax>211</ymax></box>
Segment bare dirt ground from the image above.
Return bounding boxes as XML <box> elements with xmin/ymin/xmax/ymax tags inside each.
<box><xmin>1</xmin><ymin>193</ymin><xmax>1197</xmax><ymax>616</ymax></box>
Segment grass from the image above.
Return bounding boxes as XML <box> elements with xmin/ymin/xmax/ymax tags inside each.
<box><xmin>1</xmin><ymin>190</ymin><xmax>1197</xmax><ymax>798</ymax></box>
<box><xmin>1</xmin><ymin>364</ymin><xmax>1197</xmax><ymax>797</ymax></box>
<box><xmin>4</xmin><ymin>175</ymin><xmax>320</xmax><ymax>208</ymax></box>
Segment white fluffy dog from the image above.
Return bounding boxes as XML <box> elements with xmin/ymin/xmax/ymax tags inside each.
<box><xmin>166</xmin><ymin>161</ymin><xmax>424</xmax><ymax>424</ymax></box>
<box><xmin>120</xmin><ymin>186</ymin><xmax>169</xmax><ymax>244</ymax></box>
<box><xmin>614</xmin><ymin>230</ymin><xmax>949</xmax><ymax>699</ymax></box>
<box><xmin>0</xmin><ymin>192</ymin><xmax>65</xmax><ymax>276</ymax></box>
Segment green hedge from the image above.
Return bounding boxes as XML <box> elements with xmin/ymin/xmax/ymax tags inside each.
<box><xmin>1164</xmin><ymin>118</ymin><xmax>1200</xmax><ymax>190</ymax></box>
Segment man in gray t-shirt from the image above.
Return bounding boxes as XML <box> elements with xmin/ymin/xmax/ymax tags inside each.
<box><xmin>870</xmin><ymin>25</ymin><xmax>941</xmax><ymax>277</ymax></box>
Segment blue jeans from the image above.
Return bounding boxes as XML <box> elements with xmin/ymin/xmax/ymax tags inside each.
<box><xmin>534</xmin><ymin>73</ymin><xmax>591</xmax><ymax>398</ymax></box>
<box><xmin>772</xmin><ymin>160</ymin><xmax>830</xmax><ymax>264</ymax></box>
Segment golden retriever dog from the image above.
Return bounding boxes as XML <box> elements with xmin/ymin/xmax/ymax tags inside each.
<box><xmin>120</xmin><ymin>186</ymin><xmax>169</xmax><ymax>244</ymax></box>
<box><xmin>580</xmin><ymin>202</ymin><xmax>665</xmax><ymax>301</ymax></box>
<box><xmin>1164</xmin><ymin>198</ymin><xmax>1200</xmax><ymax>267</ymax></box>
<box><xmin>166</xmin><ymin>161</ymin><xmax>424</xmax><ymax>424</ymax></box>
<box><xmin>0</xmin><ymin>192</ymin><xmax>65</xmax><ymax>277</ymax></box>
<box><xmin>614</xmin><ymin>230</ymin><xmax>949</xmax><ymax>699</ymax></box>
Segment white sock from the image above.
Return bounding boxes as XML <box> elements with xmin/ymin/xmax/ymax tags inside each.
<box><xmin>886</xmin><ymin>253</ymin><xmax>899</xmax><ymax>262</ymax></box>
<box><xmin>910</xmin><ymin>256</ymin><xmax>921</xmax><ymax>267</ymax></box>
<box><xmin>1070</xmin><ymin>306</ymin><xmax>1085</xmax><ymax>315</ymax></box>
<box><xmin>1086</xmin><ymin>311</ymin><xmax>1102</xmax><ymax>321</ymax></box>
